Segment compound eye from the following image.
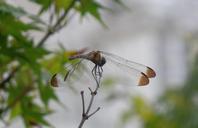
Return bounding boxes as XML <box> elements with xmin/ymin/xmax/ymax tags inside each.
<box><xmin>100</xmin><ymin>57</ymin><xmax>106</xmax><ymax>66</ymax></box>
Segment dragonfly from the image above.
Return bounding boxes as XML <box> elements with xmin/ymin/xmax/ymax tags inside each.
<box><xmin>50</xmin><ymin>49</ymin><xmax>156</xmax><ymax>87</ymax></box>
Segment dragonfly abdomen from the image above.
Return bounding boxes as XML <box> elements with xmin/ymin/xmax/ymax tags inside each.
<box><xmin>69</xmin><ymin>54</ymin><xmax>86</xmax><ymax>60</ymax></box>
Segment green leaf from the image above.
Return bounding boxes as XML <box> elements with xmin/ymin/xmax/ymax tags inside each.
<box><xmin>76</xmin><ymin>0</ymin><xmax>107</xmax><ymax>27</ymax></box>
<box><xmin>38</xmin><ymin>81</ymin><xmax>59</xmax><ymax>106</ymax></box>
<box><xmin>0</xmin><ymin>2</ymin><xmax>27</xmax><ymax>18</ymax></box>
<box><xmin>21</xmin><ymin>96</ymin><xmax>52</xmax><ymax>127</ymax></box>
<box><xmin>0</xmin><ymin>14</ymin><xmax>42</xmax><ymax>42</ymax></box>
<box><xmin>30</xmin><ymin>0</ymin><xmax>52</xmax><ymax>13</ymax></box>
<box><xmin>55</xmin><ymin>0</ymin><xmax>73</xmax><ymax>11</ymax></box>
<box><xmin>27</xmin><ymin>111</ymin><xmax>51</xmax><ymax>127</ymax></box>
<box><xmin>121</xmin><ymin>109</ymin><xmax>134</xmax><ymax>124</ymax></box>
<box><xmin>113</xmin><ymin>0</ymin><xmax>127</xmax><ymax>8</ymax></box>
<box><xmin>9</xmin><ymin>102</ymin><xmax>21</xmax><ymax>120</ymax></box>
<box><xmin>0</xmin><ymin>2</ymin><xmax>44</xmax><ymax>25</ymax></box>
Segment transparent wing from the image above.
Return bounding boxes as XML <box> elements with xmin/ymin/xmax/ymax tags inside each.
<box><xmin>50</xmin><ymin>59</ymin><xmax>84</xmax><ymax>87</ymax></box>
<box><xmin>100</xmin><ymin>51</ymin><xmax>156</xmax><ymax>78</ymax></box>
<box><xmin>100</xmin><ymin>51</ymin><xmax>156</xmax><ymax>86</ymax></box>
<box><xmin>50</xmin><ymin>59</ymin><xmax>96</xmax><ymax>88</ymax></box>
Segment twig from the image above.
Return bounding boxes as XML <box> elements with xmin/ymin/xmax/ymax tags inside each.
<box><xmin>80</xmin><ymin>91</ymin><xmax>85</xmax><ymax>114</ymax></box>
<box><xmin>88</xmin><ymin>107</ymin><xmax>100</xmax><ymax>118</ymax></box>
<box><xmin>0</xmin><ymin>66</ymin><xmax>20</xmax><ymax>89</ymax></box>
<box><xmin>37</xmin><ymin>0</ymin><xmax>76</xmax><ymax>47</ymax></box>
<box><xmin>78</xmin><ymin>69</ymin><xmax>102</xmax><ymax>128</ymax></box>
<box><xmin>78</xmin><ymin>88</ymin><xmax>100</xmax><ymax>128</ymax></box>
<box><xmin>85</xmin><ymin>88</ymin><xmax>96</xmax><ymax>115</ymax></box>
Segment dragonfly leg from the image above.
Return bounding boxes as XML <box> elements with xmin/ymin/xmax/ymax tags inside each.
<box><xmin>91</xmin><ymin>65</ymin><xmax>97</xmax><ymax>82</ymax></box>
<box><xmin>95</xmin><ymin>66</ymin><xmax>101</xmax><ymax>77</ymax></box>
<box><xmin>101</xmin><ymin>67</ymin><xmax>103</xmax><ymax>72</ymax></box>
<box><xmin>98</xmin><ymin>67</ymin><xmax>103</xmax><ymax>85</ymax></box>
<box><xmin>99</xmin><ymin>66</ymin><xmax>103</xmax><ymax>77</ymax></box>
<box><xmin>64</xmin><ymin>70</ymin><xmax>70</xmax><ymax>81</ymax></box>
<box><xmin>91</xmin><ymin>65</ymin><xmax>101</xmax><ymax>87</ymax></box>
<box><xmin>96</xmin><ymin>66</ymin><xmax>103</xmax><ymax>87</ymax></box>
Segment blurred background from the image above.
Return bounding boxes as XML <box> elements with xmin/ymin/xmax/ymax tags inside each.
<box><xmin>1</xmin><ymin>0</ymin><xmax>198</xmax><ymax>128</ymax></box>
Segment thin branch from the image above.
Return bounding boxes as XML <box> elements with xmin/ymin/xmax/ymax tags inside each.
<box><xmin>0</xmin><ymin>66</ymin><xmax>20</xmax><ymax>89</ymax></box>
<box><xmin>80</xmin><ymin>91</ymin><xmax>85</xmax><ymax>114</ymax></box>
<box><xmin>55</xmin><ymin>11</ymin><xmax>75</xmax><ymax>32</ymax></box>
<box><xmin>78</xmin><ymin>117</ymin><xmax>86</xmax><ymax>128</ymax></box>
<box><xmin>88</xmin><ymin>107</ymin><xmax>100</xmax><ymax>118</ymax></box>
<box><xmin>78</xmin><ymin>65</ymin><xmax>102</xmax><ymax>128</ymax></box>
<box><xmin>85</xmin><ymin>89</ymin><xmax>96</xmax><ymax>115</ymax></box>
<box><xmin>78</xmin><ymin>87</ymin><xmax>100</xmax><ymax>128</ymax></box>
<box><xmin>37</xmin><ymin>0</ymin><xmax>76</xmax><ymax>47</ymax></box>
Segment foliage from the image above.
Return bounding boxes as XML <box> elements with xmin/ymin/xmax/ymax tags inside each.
<box><xmin>120</xmin><ymin>55</ymin><xmax>198</xmax><ymax>128</ymax></box>
<box><xmin>0</xmin><ymin>0</ymin><xmax>123</xmax><ymax>127</ymax></box>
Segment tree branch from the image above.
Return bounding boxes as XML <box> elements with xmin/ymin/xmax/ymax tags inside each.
<box><xmin>88</xmin><ymin>107</ymin><xmax>100</xmax><ymax>118</ymax></box>
<box><xmin>78</xmin><ymin>78</ymin><xmax>101</xmax><ymax>128</ymax></box>
<box><xmin>37</xmin><ymin>0</ymin><xmax>77</xmax><ymax>47</ymax></box>
<box><xmin>80</xmin><ymin>91</ymin><xmax>86</xmax><ymax>114</ymax></box>
<box><xmin>0</xmin><ymin>66</ymin><xmax>20</xmax><ymax>89</ymax></box>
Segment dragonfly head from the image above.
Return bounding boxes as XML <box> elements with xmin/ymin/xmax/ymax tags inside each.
<box><xmin>98</xmin><ymin>57</ymin><xmax>106</xmax><ymax>67</ymax></box>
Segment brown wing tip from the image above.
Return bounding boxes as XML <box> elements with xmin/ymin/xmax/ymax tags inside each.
<box><xmin>138</xmin><ymin>73</ymin><xmax>149</xmax><ymax>86</ymax></box>
<box><xmin>50</xmin><ymin>74</ymin><xmax>59</xmax><ymax>87</ymax></box>
<box><xmin>146</xmin><ymin>67</ymin><xmax>156</xmax><ymax>78</ymax></box>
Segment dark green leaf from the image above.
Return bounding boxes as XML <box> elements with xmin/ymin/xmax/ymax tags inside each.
<box><xmin>0</xmin><ymin>2</ymin><xmax>27</xmax><ymax>18</ymax></box>
<box><xmin>55</xmin><ymin>0</ymin><xmax>73</xmax><ymax>11</ymax></box>
<box><xmin>30</xmin><ymin>0</ymin><xmax>52</xmax><ymax>13</ymax></box>
<box><xmin>38</xmin><ymin>81</ymin><xmax>59</xmax><ymax>106</ymax></box>
<box><xmin>76</xmin><ymin>0</ymin><xmax>107</xmax><ymax>27</ymax></box>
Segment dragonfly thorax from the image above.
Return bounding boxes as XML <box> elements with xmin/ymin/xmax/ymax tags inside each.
<box><xmin>86</xmin><ymin>51</ymin><xmax>106</xmax><ymax>67</ymax></box>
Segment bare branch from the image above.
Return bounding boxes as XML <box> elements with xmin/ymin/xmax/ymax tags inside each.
<box><xmin>85</xmin><ymin>92</ymin><xmax>95</xmax><ymax>115</ymax></box>
<box><xmin>88</xmin><ymin>107</ymin><xmax>100</xmax><ymax>118</ymax></box>
<box><xmin>80</xmin><ymin>91</ymin><xmax>85</xmax><ymax>114</ymax></box>
<box><xmin>78</xmin><ymin>65</ymin><xmax>103</xmax><ymax>128</ymax></box>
